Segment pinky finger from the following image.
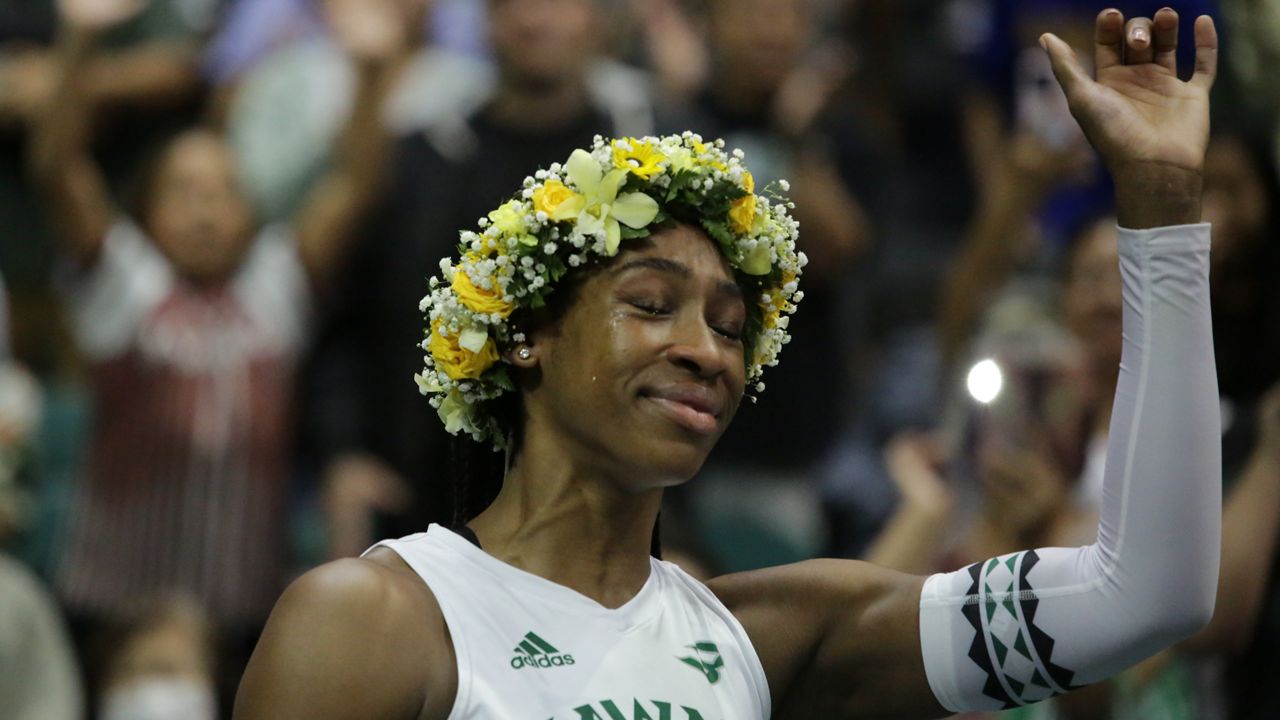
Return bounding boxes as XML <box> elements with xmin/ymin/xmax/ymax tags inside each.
<box><xmin>1191</xmin><ymin>15</ymin><xmax>1218</xmax><ymax>90</ymax></box>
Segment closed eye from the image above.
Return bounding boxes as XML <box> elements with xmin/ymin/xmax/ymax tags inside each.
<box><xmin>630</xmin><ymin>301</ymin><xmax>671</xmax><ymax>316</ymax></box>
<box><xmin>713</xmin><ymin>324</ymin><xmax>743</xmax><ymax>342</ymax></box>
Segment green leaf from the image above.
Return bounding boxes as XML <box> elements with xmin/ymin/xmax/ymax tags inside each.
<box><xmin>701</xmin><ymin>218</ymin><xmax>735</xmax><ymax>252</ymax></box>
<box><xmin>545</xmin><ymin>255</ymin><xmax>568</xmax><ymax>282</ymax></box>
<box><xmin>619</xmin><ymin>225</ymin><xmax>651</xmax><ymax>240</ymax></box>
<box><xmin>489</xmin><ymin>366</ymin><xmax>515</xmax><ymax>392</ymax></box>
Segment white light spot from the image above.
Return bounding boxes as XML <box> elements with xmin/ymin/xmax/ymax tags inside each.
<box><xmin>967</xmin><ymin>359</ymin><xmax>1004</xmax><ymax>405</ymax></box>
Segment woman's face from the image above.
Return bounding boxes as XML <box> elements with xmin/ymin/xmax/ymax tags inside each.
<box><xmin>146</xmin><ymin>130</ymin><xmax>255</xmax><ymax>285</ymax></box>
<box><xmin>709</xmin><ymin>0</ymin><xmax>812</xmax><ymax>98</ymax></box>
<box><xmin>487</xmin><ymin>0</ymin><xmax>597</xmax><ymax>92</ymax></box>
<box><xmin>523</xmin><ymin>224</ymin><xmax>748</xmax><ymax>489</ymax></box>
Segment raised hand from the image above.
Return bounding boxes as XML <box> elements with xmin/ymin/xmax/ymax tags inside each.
<box><xmin>326</xmin><ymin>0</ymin><xmax>414</xmax><ymax>65</ymax></box>
<box><xmin>980</xmin><ymin>444</ymin><xmax>1069</xmax><ymax>543</ymax></box>
<box><xmin>1041</xmin><ymin>8</ymin><xmax>1217</xmax><ymax>227</ymax></box>
<box><xmin>57</xmin><ymin>0</ymin><xmax>147</xmax><ymax>31</ymax></box>
<box><xmin>884</xmin><ymin>433</ymin><xmax>952</xmax><ymax>520</ymax></box>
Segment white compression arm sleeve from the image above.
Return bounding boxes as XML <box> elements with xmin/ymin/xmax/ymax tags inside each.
<box><xmin>918</xmin><ymin>223</ymin><xmax>1221</xmax><ymax>712</ymax></box>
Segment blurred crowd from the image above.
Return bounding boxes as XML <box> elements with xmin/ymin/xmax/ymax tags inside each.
<box><xmin>0</xmin><ymin>0</ymin><xmax>1276</xmax><ymax>718</ymax></box>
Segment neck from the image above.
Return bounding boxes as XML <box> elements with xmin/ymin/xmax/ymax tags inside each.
<box><xmin>467</xmin><ymin>431</ymin><xmax>662</xmax><ymax>609</ymax></box>
<box><xmin>486</xmin><ymin>75</ymin><xmax>590</xmax><ymax>133</ymax></box>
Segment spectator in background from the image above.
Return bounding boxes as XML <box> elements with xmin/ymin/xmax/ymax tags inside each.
<box><xmin>306</xmin><ymin>0</ymin><xmax>656</xmax><ymax>558</ymax></box>
<box><xmin>221</xmin><ymin>0</ymin><xmax>493</xmax><ymax>224</ymax></box>
<box><xmin>201</xmin><ymin>0</ymin><xmax>332</xmax><ymax>92</ymax></box>
<box><xmin>202</xmin><ymin>0</ymin><xmax>487</xmax><ymax>102</ymax></box>
<box><xmin>859</xmin><ymin>432</ymin><xmax>954</xmax><ymax>575</ymax></box>
<box><xmin>653</xmin><ymin>0</ymin><xmax>870</xmax><ymax>570</ymax></box>
<box><xmin>26</xmin><ymin>0</ymin><xmax>409</xmax><ymax>697</ymax></box>
<box><xmin>0</xmin><ymin>268</ymin><xmax>81</xmax><ymax>720</ymax></box>
<box><xmin>1214</xmin><ymin>0</ymin><xmax>1280</xmax><ymax>138</ymax></box>
<box><xmin>0</xmin><ymin>553</ymin><xmax>83</xmax><ymax>720</ymax></box>
<box><xmin>804</xmin><ymin>0</ymin><xmax>980</xmax><ymax>559</ymax></box>
<box><xmin>0</xmin><ymin>2</ymin><xmax>208</xmax><ymax>583</ymax></box>
<box><xmin>1201</xmin><ymin>134</ymin><xmax>1280</xmax><ymax>452</ymax></box>
<box><xmin>94</xmin><ymin>596</ymin><xmax>217</xmax><ymax>720</ymax></box>
<box><xmin>622</xmin><ymin>0</ymin><xmax>709</xmax><ymax>107</ymax></box>
<box><xmin>1195</xmin><ymin>131</ymin><xmax>1280</xmax><ymax>720</ymax></box>
<box><xmin>938</xmin><ymin>92</ymin><xmax>1094</xmax><ymax>380</ymax></box>
<box><xmin>0</xmin><ymin>0</ymin><xmax>206</xmax><ymax>299</ymax></box>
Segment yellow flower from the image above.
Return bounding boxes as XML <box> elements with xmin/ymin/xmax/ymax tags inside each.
<box><xmin>729</xmin><ymin>195</ymin><xmax>758</xmax><ymax>235</ymax></box>
<box><xmin>533</xmin><ymin>179</ymin><xmax>581</xmax><ymax>220</ymax></box>
<box><xmin>465</xmin><ymin>247</ymin><xmax>496</xmax><ymax>263</ymax></box>
<box><xmin>429</xmin><ymin>319</ymin><xmax>500</xmax><ymax>380</ymax></box>
<box><xmin>689</xmin><ymin>140</ymin><xmax>728</xmax><ymax>172</ymax></box>
<box><xmin>729</xmin><ymin>173</ymin><xmax>758</xmax><ymax>236</ymax></box>
<box><xmin>487</xmin><ymin>200</ymin><xmax>527</xmax><ymax>236</ymax></box>
<box><xmin>611</xmin><ymin>138</ymin><xmax>666</xmax><ymax>179</ymax></box>
<box><xmin>761</xmin><ymin>272</ymin><xmax>797</xmax><ymax>327</ymax></box>
<box><xmin>452</xmin><ymin>269</ymin><xmax>515</xmax><ymax>318</ymax></box>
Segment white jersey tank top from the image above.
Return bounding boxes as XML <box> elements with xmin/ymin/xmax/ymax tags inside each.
<box><xmin>368</xmin><ymin>525</ymin><xmax>771</xmax><ymax>720</ymax></box>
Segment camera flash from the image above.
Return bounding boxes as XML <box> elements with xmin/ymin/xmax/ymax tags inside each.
<box><xmin>967</xmin><ymin>358</ymin><xmax>1003</xmax><ymax>405</ymax></box>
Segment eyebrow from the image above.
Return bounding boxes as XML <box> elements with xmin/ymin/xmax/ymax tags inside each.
<box><xmin>613</xmin><ymin>257</ymin><xmax>743</xmax><ymax>298</ymax></box>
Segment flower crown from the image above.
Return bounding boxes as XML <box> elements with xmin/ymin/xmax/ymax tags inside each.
<box><xmin>415</xmin><ymin>133</ymin><xmax>806</xmax><ymax>448</ymax></box>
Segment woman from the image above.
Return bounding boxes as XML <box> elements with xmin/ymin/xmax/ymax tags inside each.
<box><xmin>236</xmin><ymin>9</ymin><xmax>1223</xmax><ymax>719</ymax></box>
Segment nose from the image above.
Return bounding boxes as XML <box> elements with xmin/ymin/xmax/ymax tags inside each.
<box><xmin>666</xmin><ymin>312</ymin><xmax>730</xmax><ymax>379</ymax></box>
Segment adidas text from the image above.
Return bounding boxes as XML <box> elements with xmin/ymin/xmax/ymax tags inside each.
<box><xmin>511</xmin><ymin>653</ymin><xmax>576</xmax><ymax>669</ymax></box>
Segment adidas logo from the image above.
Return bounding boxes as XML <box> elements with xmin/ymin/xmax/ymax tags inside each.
<box><xmin>510</xmin><ymin>631</ymin><xmax>575</xmax><ymax>670</ymax></box>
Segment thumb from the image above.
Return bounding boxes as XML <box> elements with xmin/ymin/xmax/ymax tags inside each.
<box><xmin>1040</xmin><ymin>33</ymin><xmax>1091</xmax><ymax>100</ymax></box>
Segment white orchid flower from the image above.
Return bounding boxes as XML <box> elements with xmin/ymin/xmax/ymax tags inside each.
<box><xmin>558</xmin><ymin>149</ymin><xmax>659</xmax><ymax>255</ymax></box>
<box><xmin>437</xmin><ymin>392</ymin><xmax>474</xmax><ymax>435</ymax></box>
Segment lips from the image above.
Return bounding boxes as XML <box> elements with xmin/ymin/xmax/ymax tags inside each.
<box><xmin>641</xmin><ymin>384</ymin><xmax>724</xmax><ymax>436</ymax></box>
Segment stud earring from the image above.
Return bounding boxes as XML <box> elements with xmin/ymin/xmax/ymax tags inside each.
<box><xmin>517</xmin><ymin>346</ymin><xmax>532</xmax><ymax>360</ymax></box>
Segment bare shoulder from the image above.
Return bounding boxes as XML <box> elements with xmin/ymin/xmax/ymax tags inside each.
<box><xmin>707</xmin><ymin>560</ymin><xmax>932</xmax><ymax>719</ymax></box>
<box><xmin>234</xmin><ymin>553</ymin><xmax>457</xmax><ymax>720</ymax></box>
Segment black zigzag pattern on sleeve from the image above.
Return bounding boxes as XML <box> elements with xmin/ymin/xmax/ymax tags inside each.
<box><xmin>960</xmin><ymin>561</ymin><xmax>1015</xmax><ymax>708</ymax></box>
<box><xmin>1017</xmin><ymin>551</ymin><xmax>1078</xmax><ymax>691</ymax></box>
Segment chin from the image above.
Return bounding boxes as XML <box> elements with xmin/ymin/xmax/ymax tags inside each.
<box><xmin>625</xmin><ymin>433</ymin><xmax>719</xmax><ymax>490</ymax></box>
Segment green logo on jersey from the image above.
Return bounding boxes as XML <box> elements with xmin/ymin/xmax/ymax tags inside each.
<box><xmin>677</xmin><ymin>642</ymin><xmax>723</xmax><ymax>684</ymax></box>
<box><xmin>550</xmin><ymin>698</ymin><xmax>713</xmax><ymax>719</ymax></box>
<box><xmin>511</xmin><ymin>631</ymin><xmax>576</xmax><ymax>669</ymax></box>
